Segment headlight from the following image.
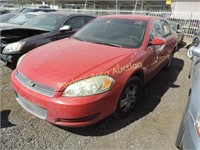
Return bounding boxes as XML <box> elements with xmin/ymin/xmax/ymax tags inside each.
<box><xmin>62</xmin><ymin>75</ymin><xmax>115</xmax><ymax>97</ymax></box>
<box><xmin>17</xmin><ymin>54</ymin><xmax>27</xmax><ymax>67</ymax></box>
<box><xmin>195</xmin><ymin>113</ymin><xmax>200</xmax><ymax>137</ymax></box>
<box><xmin>3</xmin><ymin>41</ymin><xmax>25</xmax><ymax>54</ymax></box>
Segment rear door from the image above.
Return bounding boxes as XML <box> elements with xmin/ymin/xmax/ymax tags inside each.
<box><xmin>160</xmin><ymin>20</ymin><xmax>176</xmax><ymax>65</ymax></box>
<box><xmin>57</xmin><ymin>16</ymin><xmax>85</xmax><ymax>39</ymax></box>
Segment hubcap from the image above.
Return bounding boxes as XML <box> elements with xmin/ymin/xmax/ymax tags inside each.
<box><xmin>120</xmin><ymin>84</ymin><xmax>138</xmax><ymax>113</ymax></box>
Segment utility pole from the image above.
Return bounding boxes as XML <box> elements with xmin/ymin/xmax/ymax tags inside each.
<box><xmin>134</xmin><ymin>0</ymin><xmax>138</xmax><ymax>13</ymax></box>
<box><xmin>84</xmin><ymin>0</ymin><xmax>88</xmax><ymax>12</ymax></box>
<box><xmin>16</xmin><ymin>0</ymin><xmax>19</xmax><ymax>7</ymax></box>
<box><xmin>116</xmin><ymin>0</ymin><xmax>118</xmax><ymax>14</ymax></box>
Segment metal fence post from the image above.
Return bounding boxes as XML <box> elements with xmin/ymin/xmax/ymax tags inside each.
<box><xmin>187</xmin><ymin>12</ymin><xmax>193</xmax><ymax>36</ymax></box>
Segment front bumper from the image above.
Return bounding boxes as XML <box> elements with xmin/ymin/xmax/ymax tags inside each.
<box><xmin>1</xmin><ymin>53</ymin><xmax>20</xmax><ymax>68</ymax></box>
<box><xmin>11</xmin><ymin>70</ymin><xmax>120</xmax><ymax>127</ymax></box>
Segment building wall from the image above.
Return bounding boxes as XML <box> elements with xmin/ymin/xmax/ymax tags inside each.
<box><xmin>171</xmin><ymin>1</ymin><xmax>200</xmax><ymax>13</ymax></box>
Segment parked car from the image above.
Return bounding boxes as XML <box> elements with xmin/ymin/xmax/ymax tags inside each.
<box><xmin>6</xmin><ymin>12</ymin><xmax>42</xmax><ymax>25</ymax></box>
<box><xmin>192</xmin><ymin>28</ymin><xmax>200</xmax><ymax>46</ymax></box>
<box><xmin>0</xmin><ymin>9</ymin><xmax>10</xmax><ymax>14</ymax></box>
<box><xmin>169</xmin><ymin>21</ymin><xmax>184</xmax><ymax>45</ymax></box>
<box><xmin>0</xmin><ymin>13</ymin><xmax>18</xmax><ymax>23</ymax></box>
<box><xmin>9</xmin><ymin>8</ymin><xmax>24</xmax><ymax>13</ymax></box>
<box><xmin>20</xmin><ymin>8</ymin><xmax>57</xmax><ymax>13</ymax></box>
<box><xmin>176</xmin><ymin>44</ymin><xmax>200</xmax><ymax>149</ymax></box>
<box><xmin>0</xmin><ymin>12</ymin><xmax>95</xmax><ymax>69</ymax></box>
<box><xmin>11</xmin><ymin>15</ymin><xmax>177</xmax><ymax>127</ymax></box>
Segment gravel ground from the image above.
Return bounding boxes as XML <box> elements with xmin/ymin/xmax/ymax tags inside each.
<box><xmin>0</xmin><ymin>37</ymin><xmax>192</xmax><ymax>150</ymax></box>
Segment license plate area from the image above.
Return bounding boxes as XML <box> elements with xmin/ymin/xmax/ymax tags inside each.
<box><xmin>15</xmin><ymin>92</ymin><xmax>48</xmax><ymax>120</ymax></box>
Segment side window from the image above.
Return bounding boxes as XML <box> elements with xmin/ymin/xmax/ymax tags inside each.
<box><xmin>84</xmin><ymin>16</ymin><xmax>94</xmax><ymax>24</ymax></box>
<box><xmin>64</xmin><ymin>16</ymin><xmax>84</xmax><ymax>30</ymax></box>
<box><xmin>151</xmin><ymin>21</ymin><xmax>163</xmax><ymax>39</ymax></box>
<box><xmin>161</xmin><ymin>21</ymin><xmax>171</xmax><ymax>37</ymax></box>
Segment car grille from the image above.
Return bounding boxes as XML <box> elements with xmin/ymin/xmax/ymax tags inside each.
<box><xmin>15</xmin><ymin>92</ymin><xmax>47</xmax><ymax>120</ymax></box>
<box><xmin>15</xmin><ymin>71</ymin><xmax>55</xmax><ymax>97</ymax></box>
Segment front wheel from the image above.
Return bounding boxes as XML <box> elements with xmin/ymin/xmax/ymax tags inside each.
<box><xmin>114</xmin><ymin>77</ymin><xmax>142</xmax><ymax>118</ymax></box>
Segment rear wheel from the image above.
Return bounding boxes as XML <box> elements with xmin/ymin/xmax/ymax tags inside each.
<box><xmin>164</xmin><ymin>50</ymin><xmax>174</xmax><ymax>71</ymax></box>
<box><xmin>114</xmin><ymin>77</ymin><xmax>142</xmax><ymax>118</ymax></box>
<box><xmin>179</xmin><ymin>36</ymin><xmax>184</xmax><ymax>45</ymax></box>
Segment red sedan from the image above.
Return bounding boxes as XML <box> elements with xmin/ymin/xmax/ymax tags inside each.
<box><xmin>11</xmin><ymin>15</ymin><xmax>177</xmax><ymax>127</ymax></box>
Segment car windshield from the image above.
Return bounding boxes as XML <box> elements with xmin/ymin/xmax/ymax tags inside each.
<box><xmin>72</xmin><ymin>18</ymin><xmax>148</xmax><ymax>48</ymax></box>
<box><xmin>7</xmin><ymin>13</ymin><xmax>37</xmax><ymax>25</ymax></box>
<box><xmin>0</xmin><ymin>13</ymin><xmax>17</xmax><ymax>23</ymax></box>
<box><xmin>20</xmin><ymin>8</ymin><xmax>33</xmax><ymax>13</ymax></box>
<box><xmin>23</xmin><ymin>13</ymin><xmax>66</xmax><ymax>31</ymax></box>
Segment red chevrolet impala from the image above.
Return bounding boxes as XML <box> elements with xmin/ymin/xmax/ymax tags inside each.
<box><xmin>11</xmin><ymin>15</ymin><xmax>177</xmax><ymax>127</ymax></box>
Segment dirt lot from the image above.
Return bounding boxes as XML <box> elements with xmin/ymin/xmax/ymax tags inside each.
<box><xmin>0</xmin><ymin>37</ymin><xmax>192</xmax><ymax>150</ymax></box>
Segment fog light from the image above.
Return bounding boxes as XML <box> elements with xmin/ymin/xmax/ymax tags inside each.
<box><xmin>195</xmin><ymin>113</ymin><xmax>200</xmax><ymax>137</ymax></box>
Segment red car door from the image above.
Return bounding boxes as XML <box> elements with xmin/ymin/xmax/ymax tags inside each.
<box><xmin>143</xmin><ymin>20</ymin><xmax>165</xmax><ymax>82</ymax></box>
<box><xmin>159</xmin><ymin>20</ymin><xmax>177</xmax><ymax>66</ymax></box>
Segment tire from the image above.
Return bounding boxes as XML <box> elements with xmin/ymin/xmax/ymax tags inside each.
<box><xmin>6</xmin><ymin>62</ymin><xmax>16</xmax><ymax>70</ymax></box>
<box><xmin>163</xmin><ymin>50</ymin><xmax>174</xmax><ymax>71</ymax></box>
<box><xmin>114</xmin><ymin>77</ymin><xmax>142</xmax><ymax>118</ymax></box>
<box><xmin>175</xmin><ymin>94</ymin><xmax>190</xmax><ymax>149</ymax></box>
<box><xmin>179</xmin><ymin>36</ymin><xmax>184</xmax><ymax>45</ymax></box>
<box><xmin>193</xmin><ymin>38</ymin><xmax>199</xmax><ymax>46</ymax></box>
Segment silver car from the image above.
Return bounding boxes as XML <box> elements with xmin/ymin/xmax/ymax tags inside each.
<box><xmin>169</xmin><ymin>21</ymin><xmax>184</xmax><ymax>45</ymax></box>
<box><xmin>176</xmin><ymin>44</ymin><xmax>200</xmax><ymax>149</ymax></box>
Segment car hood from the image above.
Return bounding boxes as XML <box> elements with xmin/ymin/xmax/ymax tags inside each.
<box><xmin>0</xmin><ymin>23</ymin><xmax>48</xmax><ymax>45</ymax></box>
<box><xmin>18</xmin><ymin>38</ymin><xmax>136</xmax><ymax>91</ymax></box>
<box><xmin>0</xmin><ymin>23</ymin><xmax>48</xmax><ymax>31</ymax></box>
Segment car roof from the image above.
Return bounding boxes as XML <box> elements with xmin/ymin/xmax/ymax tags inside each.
<box><xmin>23</xmin><ymin>7</ymin><xmax>55</xmax><ymax>10</ymax></box>
<box><xmin>24</xmin><ymin>12</ymin><xmax>44</xmax><ymax>15</ymax></box>
<box><xmin>39</xmin><ymin>12</ymin><xmax>95</xmax><ymax>17</ymax></box>
<box><xmin>100</xmin><ymin>15</ymin><xmax>162</xmax><ymax>21</ymax></box>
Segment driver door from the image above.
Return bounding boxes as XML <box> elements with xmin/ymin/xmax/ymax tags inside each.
<box><xmin>57</xmin><ymin>16</ymin><xmax>85</xmax><ymax>39</ymax></box>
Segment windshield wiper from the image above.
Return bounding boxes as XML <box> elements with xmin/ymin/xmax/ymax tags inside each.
<box><xmin>72</xmin><ymin>36</ymin><xmax>85</xmax><ymax>41</ymax></box>
<box><xmin>72</xmin><ymin>37</ymin><xmax>122</xmax><ymax>48</ymax></box>
<box><xmin>92</xmin><ymin>41</ymin><xmax>122</xmax><ymax>48</ymax></box>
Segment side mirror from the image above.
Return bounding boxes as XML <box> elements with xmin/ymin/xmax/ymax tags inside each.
<box><xmin>194</xmin><ymin>31</ymin><xmax>198</xmax><ymax>35</ymax></box>
<box><xmin>59</xmin><ymin>25</ymin><xmax>72</xmax><ymax>32</ymax></box>
<box><xmin>187</xmin><ymin>46</ymin><xmax>195</xmax><ymax>58</ymax></box>
<box><xmin>194</xmin><ymin>31</ymin><xmax>200</xmax><ymax>35</ymax></box>
<box><xmin>192</xmin><ymin>46</ymin><xmax>200</xmax><ymax>57</ymax></box>
<box><xmin>187</xmin><ymin>45</ymin><xmax>200</xmax><ymax>58</ymax></box>
<box><xmin>151</xmin><ymin>37</ymin><xmax>166</xmax><ymax>46</ymax></box>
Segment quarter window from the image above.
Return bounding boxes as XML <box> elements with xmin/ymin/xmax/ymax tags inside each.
<box><xmin>161</xmin><ymin>21</ymin><xmax>171</xmax><ymax>37</ymax></box>
<box><xmin>151</xmin><ymin>21</ymin><xmax>163</xmax><ymax>38</ymax></box>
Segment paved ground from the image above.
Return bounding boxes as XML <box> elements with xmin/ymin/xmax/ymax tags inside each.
<box><xmin>0</xmin><ymin>37</ymin><xmax>192</xmax><ymax>150</ymax></box>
